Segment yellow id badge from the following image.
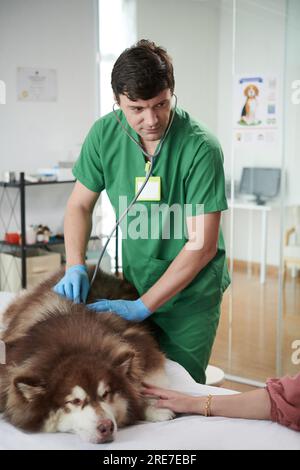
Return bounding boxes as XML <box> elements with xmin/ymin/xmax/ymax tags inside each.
<box><xmin>135</xmin><ymin>176</ymin><xmax>161</xmax><ymax>201</ymax></box>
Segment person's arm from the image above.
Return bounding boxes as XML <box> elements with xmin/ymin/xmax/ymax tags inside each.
<box><xmin>142</xmin><ymin>385</ymin><xmax>271</xmax><ymax>421</ymax></box>
<box><xmin>141</xmin><ymin>211</ymin><xmax>220</xmax><ymax>312</ymax></box>
<box><xmin>64</xmin><ymin>180</ymin><xmax>100</xmax><ymax>268</ymax></box>
<box><xmin>87</xmin><ymin>211</ymin><xmax>220</xmax><ymax>319</ymax></box>
<box><xmin>53</xmin><ymin>181</ymin><xmax>100</xmax><ymax>303</ymax></box>
<box><xmin>88</xmin><ymin>212</ymin><xmax>221</xmax><ymax>321</ymax></box>
<box><xmin>266</xmin><ymin>374</ymin><xmax>300</xmax><ymax>431</ymax></box>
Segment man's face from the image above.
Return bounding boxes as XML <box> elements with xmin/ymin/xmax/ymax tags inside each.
<box><xmin>117</xmin><ymin>89</ymin><xmax>173</xmax><ymax>145</ymax></box>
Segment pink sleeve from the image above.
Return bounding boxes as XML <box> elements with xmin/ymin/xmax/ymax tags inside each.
<box><xmin>266</xmin><ymin>373</ymin><xmax>300</xmax><ymax>432</ymax></box>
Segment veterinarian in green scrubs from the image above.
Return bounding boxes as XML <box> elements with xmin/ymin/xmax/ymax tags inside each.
<box><xmin>54</xmin><ymin>40</ymin><xmax>231</xmax><ymax>384</ymax></box>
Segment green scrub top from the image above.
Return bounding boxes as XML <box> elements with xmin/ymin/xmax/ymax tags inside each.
<box><xmin>73</xmin><ymin>107</ymin><xmax>231</xmax><ymax>382</ymax></box>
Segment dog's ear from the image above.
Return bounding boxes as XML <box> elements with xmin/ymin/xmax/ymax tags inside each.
<box><xmin>14</xmin><ymin>376</ymin><xmax>46</xmax><ymax>402</ymax></box>
<box><xmin>112</xmin><ymin>348</ymin><xmax>135</xmax><ymax>376</ymax></box>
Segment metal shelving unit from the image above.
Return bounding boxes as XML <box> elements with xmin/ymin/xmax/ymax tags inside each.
<box><xmin>0</xmin><ymin>172</ymin><xmax>119</xmax><ymax>289</ymax></box>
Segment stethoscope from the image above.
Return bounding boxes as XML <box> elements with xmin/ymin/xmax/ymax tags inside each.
<box><xmin>90</xmin><ymin>94</ymin><xmax>178</xmax><ymax>287</ymax></box>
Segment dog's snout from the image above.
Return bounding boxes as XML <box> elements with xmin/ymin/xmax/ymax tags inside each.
<box><xmin>97</xmin><ymin>419</ymin><xmax>114</xmax><ymax>441</ymax></box>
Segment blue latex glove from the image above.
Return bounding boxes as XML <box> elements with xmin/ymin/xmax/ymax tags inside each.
<box><xmin>87</xmin><ymin>298</ymin><xmax>152</xmax><ymax>322</ymax></box>
<box><xmin>53</xmin><ymin>264</ymin><xmax>89</xmax><ymax>304</ymax></box>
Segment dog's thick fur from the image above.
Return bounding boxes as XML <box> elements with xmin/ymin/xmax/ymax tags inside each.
<box><xmin>0</xmin><ymin>269</ymin><xmax>173</xmax><ymax>444</ymax></box>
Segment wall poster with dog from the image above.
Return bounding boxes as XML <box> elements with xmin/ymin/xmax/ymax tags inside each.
<box><xmin>234</xmin><ymin>75</ymin><xmax>280</xmax><ymax>145</ymax></box>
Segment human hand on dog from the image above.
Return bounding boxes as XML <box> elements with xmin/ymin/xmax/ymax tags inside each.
<box><xmin>53</xmin><ymin>264</ymin><xmax>90</xmax><ymax>304</ymax></box>
<box><xmin>87</xmin><ymin>298</ymin><xmax>152</xmax><ymax>321</ymax></box>
<box><xmin>141</xmin><ymin>384</ymin><xmax>203</xmax><ymax>414</ymax></box>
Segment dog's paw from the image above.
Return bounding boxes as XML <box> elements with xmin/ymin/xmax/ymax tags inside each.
<box><xmin>144</xmin><ymin>406</ymin><xmax>175</xmax><ymax>422</ymax></box>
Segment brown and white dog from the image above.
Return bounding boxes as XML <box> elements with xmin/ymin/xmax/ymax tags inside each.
<box><xmin>0</xmin><ymin>269</ymin><xmax>173</xmax><ymax>444</ymax></box>
<box><xmin>241</xmin><ymin>84</ymin><xmax>259</xmax><ymax>125</ymax></box>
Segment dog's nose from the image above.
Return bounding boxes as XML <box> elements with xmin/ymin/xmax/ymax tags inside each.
<box><xmin>97</xmin><ymin>419</ymin><xmax>114</xmax><ymax>441</ymax></box>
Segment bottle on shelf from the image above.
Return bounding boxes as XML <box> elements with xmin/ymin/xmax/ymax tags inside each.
<box><xmin>36</xmin><ymin>226</ymin><xmax>45</xmax><ymax>243</ymax></box>
<box><xmin>26</xmin><ymin>225</ymin><xmax>37</xmax><ymax>245</ymax></box>
<box><xmin>43</xmin><ymin>226</ymin><xmax>51</xmax><ymax>243</ymax></box>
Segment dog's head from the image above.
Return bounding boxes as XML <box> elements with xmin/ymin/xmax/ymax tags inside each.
<box><xmin>244</xmin><ymin>84</ymin><xmax>259</xmax><ymax>98</ymax></box>
<box><xmin>10</xmin><ymin>346</ymin><xmax>143</xmax><ymax>444</ymax></box>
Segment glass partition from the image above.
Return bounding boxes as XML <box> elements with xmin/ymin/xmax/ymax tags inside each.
<box><xmin>211</xmin><ymin>0</ymin><xmax>300</xmax><ymax>384</ymax></box>
<box><xmin>279</xmin><ymin>0</ymin><xmax>300</xmax><ymax>377</ymax></box>
<box><xmin>97</xmin><ymin>0</ymin><xmax>300</xmax><ymax>383</ymax></box>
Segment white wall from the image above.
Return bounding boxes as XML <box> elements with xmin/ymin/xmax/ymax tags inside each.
<box><xmin>0</xmin><ymin>0</ymin><xmax>98</xmax><ymax>233</ymax></box>
<box><xmin>136</xmin><ymin>0</ymin><xmax>298</xmax><ymax>267</ymax></box>
<box><xmin>220</xmin><ymin>0</ymin><xmax>300</xmax><ymax>266</ymax></box>
<box><xmin>217</xmin><ymin>0</ymin><xmax>289</xmax><ymax>267</ymax></box>
<box><xmin>284</xmin><ymin>0</ymin><xmax>300</xmax><ymax>207</ymax></box>
<box><xmin>1</xmin><ymin>0</ymin><xmax>297</xmax><ymax>267</ymax></box>
<box><xmin>136</xmin><ymin>0</ymin><xmax>221</xmax><ymax>131</ymax></box>
<box><xmin>218</xmin><ymin>0</ymin><xmax>286</xmax><ymax>182</ymax></box>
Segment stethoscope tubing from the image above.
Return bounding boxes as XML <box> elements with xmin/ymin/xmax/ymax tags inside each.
<box><xmin>90</xmin><ymin>156</ymin><xmax>156</xmax><ymax>286</ymax></box>
<box><xmin>90</xmin><ymin>95</ymin><xmax>177</xmax><ymax>287</ymax></box>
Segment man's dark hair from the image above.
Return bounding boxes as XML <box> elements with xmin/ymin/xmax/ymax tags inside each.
<box><xmin>111</xmin><ymin>39</ymin><xmax>175</xmax><ymax>103</ymax></box>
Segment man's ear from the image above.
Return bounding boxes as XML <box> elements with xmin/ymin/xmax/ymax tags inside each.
<box><xmin>14</xmin><ymin>376</ymin><xmax>46</xmax><ymax>402</ymax></box>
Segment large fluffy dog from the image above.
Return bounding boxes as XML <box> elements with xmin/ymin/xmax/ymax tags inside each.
<box><xmin>0</xmin><ymin>269</ymin><xmax>173</xmax><ymax>444</ymax></box>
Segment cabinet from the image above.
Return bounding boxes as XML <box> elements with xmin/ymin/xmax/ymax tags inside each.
<box><xmin>0</xmin><ymin>172</ymin><xmax>119</xmax><ymax>291</ymax></box>
<box><xmin>0</xmin><ymin>250</ymin><xmax>61</xmax><ymax>292</ymax></box>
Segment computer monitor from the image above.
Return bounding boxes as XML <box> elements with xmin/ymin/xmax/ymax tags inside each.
<box><xmin>239</xmin><ymin>167</ymin><xmax>281</xmax><ymax>205</ymax></box>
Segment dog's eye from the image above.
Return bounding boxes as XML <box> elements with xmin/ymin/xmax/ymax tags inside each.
<box><xmin>100</xmin><ymin>390</ymin><xmax>109</xmax><ymax>400</ymax></box>
<box><xmin>70</xmin><ymin>398</ymin><xmax>82</xmax><ymax>406</ymax></box>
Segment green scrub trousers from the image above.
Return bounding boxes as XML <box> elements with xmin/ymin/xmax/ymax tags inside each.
<box><xmin>147</xmin><ymin>303</ymin><xmax>221</xmax><ymax>384</ymax></box>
